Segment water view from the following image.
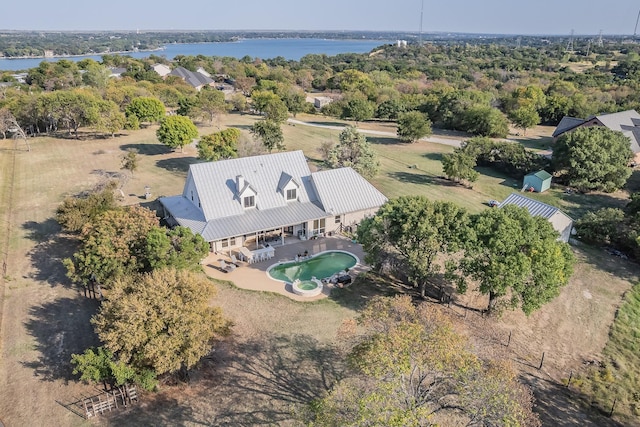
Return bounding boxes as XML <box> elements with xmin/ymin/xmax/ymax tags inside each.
<box><xmin>0</xmin><ymin>38</ymin><xmax>392</xmax><ymax>71</ymax></box>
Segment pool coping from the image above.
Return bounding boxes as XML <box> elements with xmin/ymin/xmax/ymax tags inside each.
<box><xmin>265</xmin><ymin>250</ymin><xmax>361</xmax><ymax>286</ymax></box>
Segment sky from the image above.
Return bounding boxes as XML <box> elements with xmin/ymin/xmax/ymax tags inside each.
<box><xmin>1</xmin><ymin>0</ymin><xmax>637</xmax><ymax>36</ymax></box>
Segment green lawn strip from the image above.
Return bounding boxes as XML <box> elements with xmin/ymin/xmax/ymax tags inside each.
<box><xmin>576</xmin><ymin>283</ymin><xmax>640</xmax><ymax>421</ymax></box>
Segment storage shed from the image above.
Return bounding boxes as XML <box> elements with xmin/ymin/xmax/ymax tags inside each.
<box><xmin>499</xmin><ymin>193</ymin><xmax>573</xmax><ymax>242</ymax></box>
<box><xmin>523</xmin><ymin>170</ymin><xmax>552</xmax><ymax>193</ymax></box>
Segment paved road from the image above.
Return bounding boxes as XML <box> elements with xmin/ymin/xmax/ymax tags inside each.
<box><xmin>287</xmin><ymin>118</ymin><xmax>464</xmax><ymax>148</ymax></box>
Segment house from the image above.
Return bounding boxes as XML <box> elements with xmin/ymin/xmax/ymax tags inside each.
<box><xmin>169</xmin><ymin>66</ymin><xmax>215</xmax><ymax>91</ymax></box>
<box><xmin>314</xmin><ymin>96</ymin><xmax>333</xmax><ymax>109</ymax></box>
<box><xmin>151</xmin><ymin>63</ymin><xmax>172</xmax><ymax>77</ymax></box>
<box><xmin>108</xmin><ymin>67</ymin><xmax>127</xmax><ymax>78</ymax></box>
<box><xmin>523</xmin><ymin>170</ymin><xmax>552</xmax><ymax>193</ymax></box>
<box><xmin>499</xmin><ymin>193</ymin><xmax>573</xmax><ymax>243</ymax></box>
<box><xmin>552</xmin><ymin>110</ymin><xmax>640</xmax><ymax>163</ymax></box>
<box><xmin>159</xmin><ymin>150</ymin><xmax>388</xmax><ymax>252</ymax></box>
<box><xmin>196</xmin><ymin>67</ymin><xmax>211</xmax><ymax>78</ymax></box>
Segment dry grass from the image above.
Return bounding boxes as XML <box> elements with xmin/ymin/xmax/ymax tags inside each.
<box><xmin>0</xmin><ymin>114</ymin><xmax>638</xmax><ymax>426</ymax></box>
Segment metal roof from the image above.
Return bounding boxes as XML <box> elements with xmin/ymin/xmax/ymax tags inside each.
<box><xmin>311</xmin><ymin>167</ymin><xmax>388</xmax><ymax>215</ymax></box>
<box><xmin>200</xmin><ymin>202</ymin><xmax>328</xmax><ymax>241</ymax></box>
<box><xmin>499</xmin><ymin>193</ymin><xmax>569</xmax><ymax>220</ymax></box>
<box><xmin>552</xmin><ymin>117</ymin><xmax>585</xmax><ymax>137</ymax></box>
<box><xmin>169</xmin><ymin>66</ymin><xmax>214</xmax><ymax>88</ymax></box>
<box><xmin>158</xmin><ymin>195</ymin><xmax>207</xmax><ymax>234</ymax></box>
<box><xmin>526</xmin><ymin>170</ymin><xmax>552</xmax><ymax>181</ymax></box>
<box><xmin>554</xmin><ymin>110</ymin><xmax>640</xmax><ymax>153</ymax></box>
<box><xmin>189</xmin><ymin>150</ymin><xmax>317</xmax><ymax>221</ymax></box>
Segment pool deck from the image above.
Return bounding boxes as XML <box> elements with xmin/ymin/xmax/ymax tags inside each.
<box><xmin>201</xmin><ymin>235</ymin><xmax>368</xmax><ymax>301</ymax></box>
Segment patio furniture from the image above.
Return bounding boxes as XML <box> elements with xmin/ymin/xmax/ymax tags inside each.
<box><xmin>230</xmin><ymin>254</ymin><xmax>240</xmax><ymax>265</ymax></box>
<box><xmin>219</xmin><ymin>260</ymin><xmax>236</xmax><ymax>272</ymax></box>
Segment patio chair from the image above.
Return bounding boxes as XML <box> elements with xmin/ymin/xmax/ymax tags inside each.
<box><xmin>230</xmin><ymin>254</ymin><xmax>240</xmax><ymax>265</ymax></box>
<box><xmin>219</xmin><ymin>260</ymin><xmax>236</xmax><ymax>272</ymax></box>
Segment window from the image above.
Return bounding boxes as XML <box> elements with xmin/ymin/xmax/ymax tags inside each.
<box><xmin>190</xmin><ymin>190</ymin><xmax>194</xmax><ymax>201</ymax></box>
<box><xmin>312</xmin><ymin>218</ymin><xmax>326</xmax><ymax>235</ymax></box>
<box><xmin>286</xmin><ymin>188</ymin><xmax>297</xmax><ymax>200</ymax></box>
<box><xmin>230</xmin><ymin>237</ymin><xmax>236</xmax><ymax>246</ymax></box>
<box><xmin>335</xmin><ymin>215</ymin><xmax>341</xmax><ymax>224</ymax></box>
<box><xmin>221</xmin><ymin>240</ymin><xmax>228</xmax><ymax>248</ymax></box>
<box><xmin>244</xmin><ymin>195</ymin><xmax>255</xmax><ymax>208</ymax></box>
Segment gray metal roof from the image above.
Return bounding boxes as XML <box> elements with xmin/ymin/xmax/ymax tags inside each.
<box><xmin>200</xmin><ymin>202</ymin><xmax>327</xmax><ymax>241</ymax></box>
<box><xmin>500</xmin><ymin>193</ymin><xmax>571</xmax><ymax>221</ymax></box>
<box><xmin>190</xmin><ymin>150</ymin><xmax>317</xmax><ymax>221</ymax></box>
<box><xmin>169</xmin><ymin>66</ymin><xmax>214</xmax><ymax>88</ymax></box>
<box><xmin>594</xmin><ymin>110</ymin><xmax>640</xmax><ymax>153</ymax></box>
<box><xmin>158</xmin><ymin>195</ymin><xmax>207</xmax><ymax>233</ymax></box>
<box><xmin>552</xmin><ymin>117</ymin><xmax>585</xmax><ymax>137</ymax></box>
<box><xmin>554</xmin><ymin>110</ymin><xmax>640</xmax><ymax>153</ymax></box>
<box><xmin>311</xmin><ymin>167</ymin><xmax>388</xmax><ymax>215</ymax></box>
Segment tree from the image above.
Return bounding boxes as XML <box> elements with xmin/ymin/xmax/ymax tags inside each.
<box><xmin>125</xmin><ymin>97</ymin><xmax>165</xmax><ymax>125</ymax></box>
<box><xmin>92</xmin><ymin>268</ymin><xmax>231</xmax><ymax>375</ymax></box>
<box><xmin>441</xmin><ymin>150</ymin><xmax>479</xmax><ymax>185</ymax></box>
<box><xmin>194</xmin><ymin>88</ymin><xmax>228</xmax><ymax>124</ymax></box>
<box><xmin>251</xmin><ymin>90</ymin><xmax>289</xmax><ymax>123</ymax></box>
<box><xmin>552</xmin><ymin>127</ymin><xmax>633</xmax><ymax>192</ymax></box>
<box><xmin>304</xmin><ymin>296</ymin><xmax>540</xmax><ymax>426</ymax></box>
<box><xmin>64</xmin><ymin>206</ymin><xmax>159</xmax><ymax>287</ymax></box>
<box><xmin>358</xmin><ymin>196</ymin><xmax>469</xmax><ymax>298</ymax></box>
<box><xmin>197</xmin><ymin>128</ymin><xmax>240</xmax><ymax>161</ymax></box>
<box><xmin>282</xmin><ymin>87</ymin><xmax>306</xmax><ymax>118</ymax></box>
<box><xmin>250</xmin><ymin>119</ymin><xmax>284</xmax><ymax>152</ymax></box>
<box><xmin>460</xmin><ymin>105</ymin><xmax>509</xmax><ymax>138</ymax></box>
<box><xmin>508</xmin><ymin>105</ymin><xmax>540</xmax><ymax>135</ymax></box>
<box><xmin>121</xmin><ymin>148</ymin><xmax>139</xmax><ymax>176</ymax></box>
<box><xmin>396</xmin><ymin>111</ymin><xmax>432</xmax><ymax>143</ymax></box>
<box><xmin>142</xmin><ymin>226</ymin><xmax>209</xmax><ymax>271</ymax></box>
<box><xmin>459</xmin><ymin>205</ymin><xmax>574</xmax><ymax>314</ymax></box>
<box><xmin>156</xmin><ymin>115</ymin><xmax>198</xmax><ymax>152</ymax></box>
<box><xmin>574</xmin><ymin>208</ymin><xmax>625</xmax><ymax>245</ymax></box>
<box><xmin>56</xmin><ymin>185</ymin><xmax>119</xmax><ymax>233</ymax></box>
<box><xmin>95</xmin><ymin>100</ymin><xmax>126</xmax><ymax>138</ymax></box>
<box><xmin>326</xmin><ymin>126</ymin><xmax>379</xmax><ymax>178</ymax></box>
<box><xmin>71</xmin><ymin>346</ymin><xmax>158</xmax><ymax>391</ymax></box>
<box><xmin>340</xmin><ymin>96</ymin><xmax>375</xmax><ymax>123</ymax></box>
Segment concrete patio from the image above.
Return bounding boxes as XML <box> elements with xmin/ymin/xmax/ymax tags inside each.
<box><xmin>201</xmin><ymin>235</ymin><xmax>368</xmax><ymax>301</ymax></box>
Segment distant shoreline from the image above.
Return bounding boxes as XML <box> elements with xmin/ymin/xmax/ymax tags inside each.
<box><xmin>0</xmin><ymin>47</ymin><xmax>167</xmax><ymax>61</ymax></box>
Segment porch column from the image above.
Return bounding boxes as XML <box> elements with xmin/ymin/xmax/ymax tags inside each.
<box><xmin>281</xmin><ymin>227</ymin><xmax>284</xmax><ymax>245</ymax></box>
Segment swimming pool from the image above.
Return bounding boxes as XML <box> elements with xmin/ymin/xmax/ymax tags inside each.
<box><xmin>267</xmin><ymin>250</ymin><xmax>358</xmax><ymax>283</ymax></box>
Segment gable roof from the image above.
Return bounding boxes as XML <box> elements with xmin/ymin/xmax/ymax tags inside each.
<box><xmin>553</xmin><ymin>110</ymin><xmax>640</xmax><ymax>153</ymax></box>
<box><xmin>552</xmin><ymin>116</ymin><xmax>585</xmax><ymax>137</ymax></box>
<box><xmin>189</xmin><ymin>151</ymin><xmax>317</xmax><ymax>221</ymax></box>
<box><xmin>169</xmin><ymin>66</ymin><xmax>214</xmax><ymax>88</ymax></box>
<box><xmin>526</xmin><ymin>170</ymin><xmax>552</xmax><ymax>181</ymax></box>
<box><xmin>311</xmin><ymin>167</ymin><xmax>388</xmax><ymax>215</ymax></box>
<box><xmin>500</xmin><ymin>193</ymin><xmax>571</xmax><ymax>220</ymax></box>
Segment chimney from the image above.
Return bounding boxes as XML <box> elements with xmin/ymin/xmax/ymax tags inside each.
<box><xmin>236</xmin><ymin>175</ymin><xmax>245</xmax><ymax>193</ymax></box>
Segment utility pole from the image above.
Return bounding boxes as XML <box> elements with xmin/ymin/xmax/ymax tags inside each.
<box><xmin>635</xmin><ymin>9</ymin><xmax>640</xmax><ymax>37</ymax></box>
<box><xmin>419</xmin><ymin>0</ymin><xmax>424</xmax><ymax>45</ymax></box>
<box><xmin>566</xmin><ymin>29</ymin><xmax>574</xmax><ymax>53</ymax></box>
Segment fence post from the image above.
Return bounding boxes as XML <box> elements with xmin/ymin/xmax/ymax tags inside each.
<box><xmin>609</xmin><ymin>398</ymin><xmax>617</xmax><ymax>417</ymax></box>
<box><xmin>506</xmin><ymin>331</ymin><xmax>512</xmax><ymax>347</ymax></box>
<box><xmin>538</xmin><ymin>352</ymin><xmax>545</xmax><ymax>370</ymax></box>
<box><xmin>566</xmin><ymin>370</ymin><xmax>573</xmax><ymax>388</ymax></box>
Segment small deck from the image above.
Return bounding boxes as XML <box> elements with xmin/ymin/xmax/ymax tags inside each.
<box><xmin>201</xmin><ymin>235</ymin><xmax>367</xmax><ymax>301</ymax></box>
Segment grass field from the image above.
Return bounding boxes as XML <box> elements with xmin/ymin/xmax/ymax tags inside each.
<box><xmin>0</xmin><ymin>113</ymin><xmax>637</xmax><ymax>425</ymax></box>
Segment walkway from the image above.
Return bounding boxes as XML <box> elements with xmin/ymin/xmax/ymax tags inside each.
<box><xmin>201</xmin><ymin>235</ymin><xmax>367</xmax><ymax>302</ymax></box>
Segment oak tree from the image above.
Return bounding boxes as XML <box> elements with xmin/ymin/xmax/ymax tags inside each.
<box><xmin>397</xmin><ymin>110</ymin><xmax>432</xmax><ymax>143</ymax></box>
<box><xmin>156</xmin><ymin>115</ymin><xmax>199</xmax><ymax>152</ymax></box>
<box><xmin>326</xmin><ymin>125</ymin><xmax>379</xmax><ymax>178</ymax></box>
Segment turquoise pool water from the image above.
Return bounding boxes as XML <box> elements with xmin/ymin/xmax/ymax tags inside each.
<box><xmin>268</xmin><ymin>251</ymin><xmax>357</xmax><ymax>282</ymax></box>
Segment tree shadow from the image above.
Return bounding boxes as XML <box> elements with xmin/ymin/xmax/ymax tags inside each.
<box><xmin>423</xmin><ymin>152</ymin><xmax>444</xmax><ymax>162</ymax></box>
<box><xmin>155</xmin><ymin>157</ymin><xmax>200</xmax><ymax>174</ymax></box>
<box><xmin>22</xmin><ymin>296</ymin><xmax>100</xmax><ymax>383</ymax></box>
<box><xmin>225</xmin><ymin>123</ymin><xmax>254</xmax><ymax>131</ymax></box>
<box><xmin>367</xmin><ymin>135</ymin><xmax>405</xmax><ymax>145</ymax></box>
<box><xmin>108</xmin><ymin>333</ymin><xmax>346</xmax><ymax>426</ymax></box>
<box><xmin>330</xmin><ymin>271</ymin><xmax>411</xmax><ymax>310</ymax></box>
<box><xmin>22</xmin><ymin>219</ymin><xmax>78</xmax><ymax>288</ymax></box>
<box><xmin>388</xmin><ymin>171</ymin><xmax>458</xmax><ymax>187</ymax></box>
<box><xmin>522</xmin><ymin>372</ymin><xmax>625</xmax><ymax>427</ymax></box>
<box><xmin>119</xmin><ymin>143</ymin><xmax>172</xmax><ymax>156</ymax></box>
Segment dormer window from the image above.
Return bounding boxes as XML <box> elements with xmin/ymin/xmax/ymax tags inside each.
<box><xmin>286</xmin><ymin>188</ymin><xmax>297</xmax><ymax>201</ymax></box>
<box><xmin>244</xmin><ymin>195</ymin><xmax>255</xmax><ymax>208</ymax></box>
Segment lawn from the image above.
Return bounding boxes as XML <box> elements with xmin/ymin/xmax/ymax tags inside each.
<box><xmin>0</xmin><ymin>113</ymin><xmax>637</xmax><ymax>426</ymax></box>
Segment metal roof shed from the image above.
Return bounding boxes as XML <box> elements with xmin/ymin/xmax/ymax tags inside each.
<box><xmin>499</xmin><ymin>193</ymin><xmax>573</xmax><ymax>243</ymax></box>
<box><xmin>523</xmin><ymin>170</ymin><xmax>552</xmax><ymax>193</ymax></box>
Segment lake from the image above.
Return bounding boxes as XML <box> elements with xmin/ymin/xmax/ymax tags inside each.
<box><xmin>0</xmin><ymin>38</ymin><xmax>393</xmax><ymax>71</ymax></box>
